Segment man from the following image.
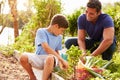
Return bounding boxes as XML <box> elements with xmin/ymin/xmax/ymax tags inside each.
<box><xmin>65</xmin><ymin>0</ymin><xmax>116</xmax><ymax>60</ymax></box>
<box><xmin>20</xmin><ymin>14</ymin><xmax>69</xmax><ymax>80</ymax></box>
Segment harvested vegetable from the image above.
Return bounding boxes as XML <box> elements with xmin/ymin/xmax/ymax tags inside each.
<box><xmin>75</xmin><ymin>56</ymin><xmax>113</xmax><ymax>80</ymax></box>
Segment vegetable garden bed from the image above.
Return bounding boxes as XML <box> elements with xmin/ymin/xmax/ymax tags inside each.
<box><xmin>56</xmin><ymin>46</ymin><xmax>120</xmax><ymax>80</ymax></box>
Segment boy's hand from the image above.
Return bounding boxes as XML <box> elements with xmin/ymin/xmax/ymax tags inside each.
<box><xmin>59</xmin><ymin>60</ymin><xmax>68</xmax><ymax>70</ymax></box>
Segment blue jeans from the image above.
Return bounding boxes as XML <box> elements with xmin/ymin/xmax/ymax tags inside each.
<box><xmin>65</xmin><ymin>37</ymin><xmax>116</xmax><ymax>60</ymax></box>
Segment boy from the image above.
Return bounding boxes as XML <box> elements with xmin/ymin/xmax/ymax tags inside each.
<box><xmin>20</xmin><ymin>14</ymin><xmax>69</xmax><ymax>80</ymax></box>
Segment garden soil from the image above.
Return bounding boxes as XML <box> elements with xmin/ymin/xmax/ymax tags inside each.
<box><xmin>0</xmin><ymin>52</ymin><xmax>29</xmax><ymax>80</ymax></box>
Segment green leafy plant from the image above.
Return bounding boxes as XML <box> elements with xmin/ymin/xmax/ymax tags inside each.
<box><xmin>66</xmin><ymin>45</ymin><xmax>82</xmax><ymax>74</ymax></box>
<box><xmin>66</xmin><ymin>7</ymin><xmax>85</xmax><ymax>36</ymax></box>
<box><xmin>57</xmin><ymin>46</ymin><xmax>120</xmax><ymax>79</ymax></box>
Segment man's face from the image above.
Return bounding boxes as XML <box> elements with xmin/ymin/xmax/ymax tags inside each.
<box><xmin>85</xmin><ymin>7</ymin><xmax>100</xmax><ymax>22</ymax></box>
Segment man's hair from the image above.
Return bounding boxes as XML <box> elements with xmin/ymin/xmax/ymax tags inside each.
<box><xmin>87</xmin><ymin>0</ymin><xmax>102</xmax><ymax>12</ymax></box>
<box><xmin>50</xmin><ymin>14</ymin><xmax>69</xmax><ymax>28</ymax></box>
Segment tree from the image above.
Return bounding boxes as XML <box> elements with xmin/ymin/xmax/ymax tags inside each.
<box><xmin>8</xmin><ymin>0</ymin><xmax>19</xmax><ymax>39</ymax></box>
<box><xmin>0</xmin><ymin>0</ymin><xmax>5</xmax><ymax>34</ymax></box>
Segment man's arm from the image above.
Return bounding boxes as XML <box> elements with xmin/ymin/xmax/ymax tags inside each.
<box><xmin>91</xmin><ymin>27</ymin><xmax>114</xmax><ymax>56</ymax></box>
<box><xmin>78</xmin><ymin>29</ymin><xmax>86</xmax><ymax>55</ymax></box>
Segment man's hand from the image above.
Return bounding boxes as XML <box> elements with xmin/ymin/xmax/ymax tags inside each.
<box><xmin>80</xmin><ymin>52</ymin><xmax>87</xmax><ymax>64</ymax></box>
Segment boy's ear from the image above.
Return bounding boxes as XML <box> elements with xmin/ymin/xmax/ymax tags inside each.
<box><xmin>54</xmin><ymin>24</ymin><xmax>59</xmax><ymax>28</ymax></box>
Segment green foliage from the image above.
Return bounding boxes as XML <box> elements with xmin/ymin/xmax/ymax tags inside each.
<box><xmin>66</xmin><ymin>8</ymin><xmax>85</xmax><ymax>36</ymax></box>
<box><xmin>103</xmin><ymin>2</ymin><xmax>120</xmax><ymax>43</ymax></box>
<box><xmin>66</xmin><ymin>45</ymin><xmax>82</xmax><ymax>68</ymax></box>
<box><xmin>13</xmin><ymin>17</ymin><xmax>37</xmax><ymax>52</ymax></box>
<box><xmin>56</xmin><ymin>45</ymin><xmax>82</xmax><ymax>79</ymax></box>
<box><xmin>107</xmin><ymin>52</ymin><xmax>120</xmax><ymax>73</ymax></box>
<box><xmin>66</xmin><ymin>45</ymin><xmax>82</xmax><ymax>76</ymax></box>
<box><xmin>33</xmin><ymin>0</ymin><xmax>61</xmax><ymax>27</ymax></box>
<box><xmin>18</xmin><ymin>10</ymin><xmax>34</xmax><ymax>28</ymax></box>
<box><xmin>0</xmin><ymin>45</ymin><xmax>14</xmax><ymax>56</ymax></box>
<box><xmin>91</xmin><ymin>52</ymin><xmax>120</xmax><ymax>79</ymax></box>
<box><xmin>0</xmin><ymin>14</ymin><xmax>13</xmax><ymax>27</ymax></box>
<box><xmin>57</xmin><ymin>46</ymin><xmax>120</xmax><ymax>79</ymax></box>
<box><xmin>0</xmin><ymin>11</ymin><xmax>34</xmax><ymax>28</ymax></box>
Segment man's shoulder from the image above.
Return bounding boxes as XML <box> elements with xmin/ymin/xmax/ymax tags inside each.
<box><xmin>79</xmin><ymin>14</ymin><xmax>86</xmax><ymax>18</ymax></box>
<box><xmin>99</xmin><ymin>13</ymin><xmax>114</xmax><ymax>28</ymax></box>
<box><xmin>98</xmin><ymin>14</ymin><xmax>113</xmax><ymax>24</ymax></box>
<box><xmin>100</xmin><ymin>13</ymin><xmax>112</xmax><ymax>19</ymax></box>
<box><xmin>78</xmin><ymin>14</ymin><xmax>86</xmax><ymax>22</ymax></box>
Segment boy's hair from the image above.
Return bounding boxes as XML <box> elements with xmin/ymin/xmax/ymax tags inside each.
<box><xmin>50</xmin><ymin>14</ymin><xmax>69</xmax><ymax>28</ymax></box>
<box><xmin>87</xmin><ymin>0</ymin><xmax>101</xmax><ymax>12</ymax></box>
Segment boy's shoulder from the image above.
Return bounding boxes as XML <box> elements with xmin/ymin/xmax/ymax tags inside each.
<box><xmin>37</xmin><ymin>28</ymin><xmax>46</xmax><ymax>31</ymax></box>
<box><xmin>37</xmin><ymin>28</ymin><xmax>47</xmax><ymax>32</ymax></box>
<box><xmin>36</xmin><ymin>28</ymin><xmax>47</xmax><ymax>35</ymax></box>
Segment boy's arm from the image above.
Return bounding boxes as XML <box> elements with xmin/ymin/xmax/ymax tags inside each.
<box><xmin>41</xmin><ymin>42</ymin><xmax>63</xmax><ymax>61</ymax></box>
<box><xmin>41</xmin><ymin>42</ymin><xmax>68</xmax><ymax>69</ymax></box>
<box><xmin>55</xmin><ymin>50</ymin><xmax>59</xmax><ymax>54</ymax></box>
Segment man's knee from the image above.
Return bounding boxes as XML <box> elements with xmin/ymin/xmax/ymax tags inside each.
<box><xmin>102</xmin><ymin>53</ymin><xmax>113</xmax><ymax>61</ymax></box>
<box><xmin>102</xmin><ymin>44</ymin><xmax>116</xmax><ymax>60</ymax></box>
<box><xmin>65</xmin><ymin>38</ymin><xmax>78</xmax><ymax>49</ymax></box>
<box><xmin>65</xmin><ymin>39</ymin><xmax>71</xmax><ymax>49</ymax></box>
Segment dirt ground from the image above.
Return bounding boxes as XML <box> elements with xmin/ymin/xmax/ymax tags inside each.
<box><xmin>0</xmin><ymin>52</ymin><xmax>29</xmax><ymax>80</ymax></box>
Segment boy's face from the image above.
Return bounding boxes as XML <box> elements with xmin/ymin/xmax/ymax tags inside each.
<box><xmin>53</xmin><ymin>24</ymin><xmax>66</xmax><ymax>36</ymax></box>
